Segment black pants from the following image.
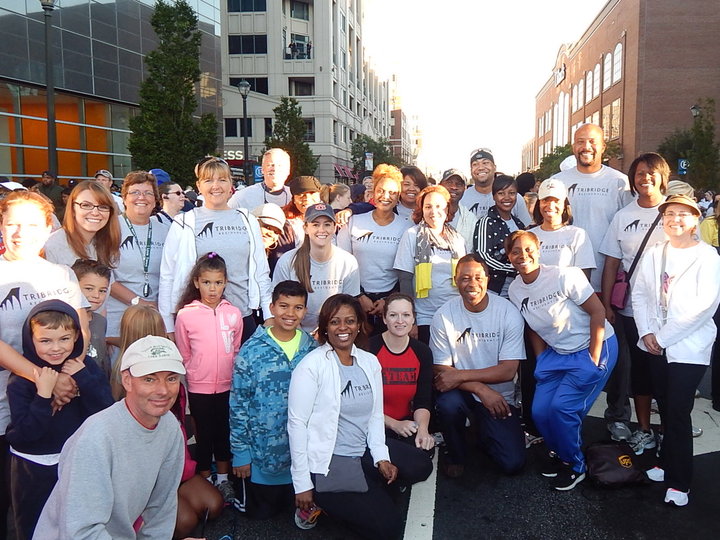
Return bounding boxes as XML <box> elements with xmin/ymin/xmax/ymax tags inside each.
<box><xmin>417</xmin><ymin>325</ymin><xmax>430</xmax><ymax>345</ymax></box>
<box><xmin>10</xmin><ymin>456</ymin><xmax>57</xmax><ymax>540</ymax></box>
<box><xmin>385</xmin><ymin>432</ymin><xmax>433</xmax><ymax>486</ymax></box>
<box><xmin>650</xmin><ymin>357</ymin><xmax>706</xmax><ymax>493</ymax></box>
<box><xmin>711</xmin><ymin>305</ymin><xmax>720</xmax><ymax>408</ymax></box>
<box><xmin>187</xmin><ymin>391</ymin><xmax>231</xmax><ymax>472</ymax></box>
<box><xmin>312</xmin><ymin>450</ymin><xmax>402</xmax><ymax>540</ymax></box>
<box><xmin>236</xmin><ymin>479</ymin><xmax>294</xmax><ymax>520</ymax></box>
<box><xmin>519</xmin><ymin>327</ymin><xmax>538</xmax><ymax>435</ymax></box>
<box><xmin>603</xmin><ymin>314</ymin><xmax>632</xmax><ymax>425</ymax></box>
<box><xmin>0</xmin><ymin>437</ymin><xmax>8</xmax><ymax>540</ymax></box>
<box><xmin>241</xmin><ymin>314</ymin><xmax>258</xmax><ymax>344</ymax></box>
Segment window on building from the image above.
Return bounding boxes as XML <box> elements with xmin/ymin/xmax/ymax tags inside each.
<box><xmin>571</xmin><ymin>84</ymin><xmax>577</xmax><ymax>113</ymax></box>
<box><xmin>585</xmin><ymin>71</ymin><xmax>593</xmax><ymax>103</ymax></box>
<box><xmin>603</xmin><ymin>53</ymin><xmax>612</xmax><ymax>91</ymax></box>
<box><xmin>229</xmin><ymin>77</ymin><xmax>269</xmax><ymax>95</ymax></box>
<box><xmin>228</xmin><ymin>35</ymin><xmax>267</xmax><ymax>54</ymax></box>
<box><xmin>593</xmin><ymin>64</ymin><xmax>600</xmax><ymax>98</ymax></box>
<box><xmin>228</xmin><ymin>0</ymin><xmax>266</xmax><ymax>12</ymax></box>
<box><xmin>613</xmin><ymin>43</ymin><xmax>623</xmax><ymax>84</ymax></box>
<box><xmin>538</xmin><ymin>116</ymin><xmax>543</xmax><ymax>136</ymax></box>
<box><xmin>577</xmin><ymin>81</ymin><xmax>584</xmax><ymax>108</ymax></box>
<box><xmin>224</xmin><ymin>118</ymin><xmax>238</xmax><ymax>138</ymax></box>
<box><xmin>290</xmin><ymin>1</ymin><xmax>310</xmax><ymax>20</ymax></box>
<box><xmin>264</xmin><ymin>118</ymin><xmax>273</xmax><ymax>138</ymax></box>
<box><xmin>289</xmin><ymin>77</ymin><xmax>314</xmax><ymax>96</ymax></box>
<box><xmin>602</xmin><ymin>105</ymin><xmax>611</xmax><ymax>135</ymax></box>
<box><xmin>304</xmin><ymin>118</ymin><xmax>315</xmax><ymax>142</ymax></box>
<box><xmin>610</xmin><ymin>98</ymin><xmax>621</xmax><ymax>139</ymax></box>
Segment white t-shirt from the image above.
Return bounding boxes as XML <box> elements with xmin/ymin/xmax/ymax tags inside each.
<box><xmin>508</xmin><ymin>264</ymin><xmax>614</xmax><ymax>354</ymax></box>
<box><xmin>44</xmin><ymin>229</ymin><xmax>98</xmax><ymax>268</ymax></box>
<box><xmin>532</xmin><ymin>225</ymin><xmax>596</xmax><ymax>270</ymax></box>
<box><xmin>336</xmin><ymin>212</ymin><xmax>411</xmax><ymax>293</ymax></box>
<box><xmin>599</xmin><ymin>200</ymin><xmax>666</xmax><ymax>316</ymax></box>
<box><xmin>393</xmin><ymin>225</ymin><xmax>466</xmax><ymax>325</ymax></box>
<box><xmin>0</xmin><ymin>257</ymin><xmax>88</xmax><ymax>432</ymax></box>
<box><xmin>460</xmin><ymin>189</ymin><xmax>531</xmax><ymax>225</ymax></box>
<box><xmin>550</xmin><ymin>165</ymin><xmax>634</xmax><ymax>291</ymax></box>
<box><xmin>448</xmin><ymin>204</ymin><xmax>476</xmax><ymax>252</ymax></box>
<box><xmin>272</xmin><ymin>245</ymin><xmax>360</xmax><ymax>332</ymax></box>
<box><xmin>430</xmin><ymin>295</ymin><xmax>525</xmax><ymax>406</ymax></box>
<box><xmin>395</xmin><ymin>203</ymin><xmax>414</xmax><ymax>223</ymax></box>
<box><xmin>228</xmin><ymin>183</ymin><xmax>292</xmax><ymax>211</ymax></box>
<box><xmin>107</xmin><ymin>215</ymin><xmax>171</xmax><ymax>337</ymax></box>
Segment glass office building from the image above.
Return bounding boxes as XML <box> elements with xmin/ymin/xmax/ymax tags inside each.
<box><xmin>0</xmin><ymin>0</ymin><xmax>222</xmax><ymax>183</ymax></box>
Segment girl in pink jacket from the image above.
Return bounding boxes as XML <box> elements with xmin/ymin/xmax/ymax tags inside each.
<box><xmin>175</xmin><ymin>252</ymin><xmax>243</xmax><ymax>503</ymax></box>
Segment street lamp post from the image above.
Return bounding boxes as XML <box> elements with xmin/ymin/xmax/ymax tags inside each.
<box><xmin>237</xmin><ymin>80</ymin><xmax>251</xmax><ymax>184</ymax></box>
<box><xmin>690</xmin><ymin>104</ymin><xmax>702</xmax><ymax>118</ymax></box>
<box><xmin>40</xmin><ymin>0</ymin><xmax>58</xmax><ymax>175</ymax></box>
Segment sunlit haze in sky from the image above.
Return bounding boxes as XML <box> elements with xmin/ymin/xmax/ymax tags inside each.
<box><xmin>363</xmin><ymin>0</ymin><xmax>610</xmax><ymax>177</ymax></box>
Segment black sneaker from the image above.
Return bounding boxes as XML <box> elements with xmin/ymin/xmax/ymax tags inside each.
<box><xmin>550</xmin><ymin>465</ymin><xmax>585</xmax><ymax>491</ymax></box>
<box><xmin>541</xmin><ymin>451</ymin><xmax>562</xmax><ymax>478</ymax></box>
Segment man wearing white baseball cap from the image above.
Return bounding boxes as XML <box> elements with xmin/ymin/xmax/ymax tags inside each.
<box><xmin>34</xmin><ymin>336</ymin><xmax>186</xmax><ymax>539</ymax></box>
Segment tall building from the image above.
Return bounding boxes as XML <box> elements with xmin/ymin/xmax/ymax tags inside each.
<box><xmin>525</xmin><ymin>0</ymin><xmax>720</xmax><ymax>175</ymax></box>
<box><xmin>0</xmin><ymin>0</ymin><xmax>223</xmax><ymax>183</ymax></box>
<box><xmin>389</xmin><ymin>74</ymin><xmax>413</xmax><ymax>166</ymax></box>
<box><xmin>221</xmin><ymin>0</ymin><xmax>390</xmax><ymax>183</ymax></box>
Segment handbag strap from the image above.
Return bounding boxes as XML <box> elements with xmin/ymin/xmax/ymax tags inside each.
<box><xmin>625</xmin><ymin>212</ymin><xmax>663</xmax><ymax>280</ymax></box>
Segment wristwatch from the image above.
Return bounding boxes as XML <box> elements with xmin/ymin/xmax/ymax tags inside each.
<box><xmin>130</xmin><ymin>296</ymin><xmax>141</xmax><ymax>306</ymax></box>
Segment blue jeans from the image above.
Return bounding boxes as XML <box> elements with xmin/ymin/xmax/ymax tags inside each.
<box><xmin>435</xmin><ymin>389</ymin><xmax>526</xmax><ymax>474</ymax></box>
<box><xmin>533</xmin><ymin>335</ymin><xmax>618</xmax><ymax>473</ymax></box>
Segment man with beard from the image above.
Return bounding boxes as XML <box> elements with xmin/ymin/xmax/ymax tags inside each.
<box><xmin>460</xmin><ymin>149</ymin><xmax>531</xmax><ymax>225</ymax></box>
<box><xmin>37</xmin><ymin>171</ymin><xmax>64</xmax><ymax>212</ymax></box>
<box><xmin>431</xmin><ymin>255</ymin><xmax>526</xmax><ymax>478</ymax></box>
<box><xmin>229</xmin><ymin>148</ymin><xmax>292</xmax><ymax>210</ymax></box>
<box><xmin>551</xmin><ymin>123</ymin><xmax>633</xmax><ymax>443</ymax></box>
<box><xmin>440</xmin><ymin>168</ymin><xmax>475</xmax><ymax>250</ymax></box>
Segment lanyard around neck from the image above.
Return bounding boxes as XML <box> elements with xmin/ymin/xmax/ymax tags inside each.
<box><xmin>122</xmin><ymin>214</ymin><xmax>153</xmax><ymax>297</ymax></box>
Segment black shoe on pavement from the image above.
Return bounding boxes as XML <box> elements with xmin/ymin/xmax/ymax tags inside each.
<box><xmin>541</xmin><ymin>451</ymin><xmax>562</xmax><ymax>478</ymax></box>
<box><xmin>550</xmin><ymin>465</ymin><xmax>585</xmax><ymax>491</ymax></box>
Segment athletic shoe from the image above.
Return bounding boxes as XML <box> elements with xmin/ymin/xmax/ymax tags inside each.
<box><xmin>646</xmin><ymin>466</ymin><xmax>665</xmax><ymax>482</ymax></box>
<box><xmin>628</xmin><ymin>429</ymin><xmax>656</xmax><ymax>455</ymax></box>
<box><xmin>550</xmin><ymin>465</ymin><xmax>585</xmax><ymax>491</ymax></box>
<box><xmin>525</xmin><ymin>432</ymin><xmax>544</xmax><ymax>449</ymax></box>
<box><xmin>650</xmin><ymin>399</ymin><xmax>659</xmax><ymax>414</ymax></box>
<box><xmin>541</xmin><ymin>452</ymin><xmax>563</xmax><ymax>478</ymax></box>
<box><xmin>607</xmin><ymin>422</ymin><xmax>632</xmax><ymax>442</ymax></box>
<box><xmin>692</xmin><ymin>425</ymin><xmax>703</xmax><ymax>438</ymax></box>
<box><xmin>216</xmin><ymin>480</ymin><xmax>237</xmax><ymax>505</ymax></box>
<box><xmin>295</xmin><ymin>506</ymin><xmax>322</xmax><ymax>530</ymax></box>
<box><xmin>664</xmin><ymin>488</ymin><xmax>689</xmax><ymax>507</ymax></box>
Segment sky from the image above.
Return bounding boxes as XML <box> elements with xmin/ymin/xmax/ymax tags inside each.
<box><xmin>363</xmin><ymin>0</ymin><xmax>610</xmax><ymax>177</ymax></box>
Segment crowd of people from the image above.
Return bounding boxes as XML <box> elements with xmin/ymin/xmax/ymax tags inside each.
<box><xmin>0</xmin><ymin>122</ymin><xmax>719</xmax><ymax>539</ymax></box>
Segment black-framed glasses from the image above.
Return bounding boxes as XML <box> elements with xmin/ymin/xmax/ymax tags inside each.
<box><xmin>168</xmin><ymin>190</ymin><xmax>184</xmax><ymax>196</ymax></box>
<box><xmin>74</xmin><ymin>201</ymin><xmax>112</xmax><ymax>213</ymax></box>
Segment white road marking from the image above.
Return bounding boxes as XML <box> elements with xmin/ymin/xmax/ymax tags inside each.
<box><xmin>403</xmin><ymin>452</ymin><xmax>438</xmax><ymax>540</ymax></box>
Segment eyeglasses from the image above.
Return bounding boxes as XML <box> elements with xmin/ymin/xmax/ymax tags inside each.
<box><xmin>167</xmin><ymin>191</ymin><xmax>184</xmax><ymax>196</ymax></box>
<box><xmin>663</xmin><ymin>211</ymin><xmax>695</xmax><ymax>219</ymax></box>
<box><xmin>127</xmin><ymin>190</ymin><xmax>155</xmax><ymax>198</ymax></box>
<box><xmin>74</xmin><ymin>201</ymin><xmax>112</xmax><ymax>213</ymax></box>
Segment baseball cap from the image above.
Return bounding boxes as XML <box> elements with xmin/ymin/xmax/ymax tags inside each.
<box><xmin>469</xmin><ymin>148</ymin><xmax>494</xmax><ymax>164</ymax></box>
<box><xmin>0</xmin><ymin>181</ymin><xmax>27</xmax><ymax>191</ymax></box>
<box><xmin>303</xmin><ymin>202</ymin><xmax>336</xmax><ymax>223</ymax></box>
<box><xmin>289</xmin><ymin>176</ymin><xmax>322</xmax><ymax>195</ymax></box>
<box><xmin>537</xmin><ymin>179</ymin><xmax>568</xmax><ymax>201</ymax></box>
<box><xmin>120</xmin><ymin>335</ymin><xmax>186</xmax><ymax>377</ymax></box>
<box><xmin>94</xmin><ymin>169</ymin><xmax>113</xmax><ymax>180</ymax></box>
<box><xmin>658</xmin><ymin>194</ymin><xmax>701</xmax><ymax>217</ymax></box>
<box><xmin>149</xmin><ymin>168</ymin><xmax>171</xmax><ymax>185</ymax></box>
<box><xmin>440</xmin><ymin>168</ymin><xmax>467</xmax><ymax>185</ymax></box>
<box><xmin>251</xmin><ymin>203</ymin><xmax>286</xmax><ymax>231</ymax></box>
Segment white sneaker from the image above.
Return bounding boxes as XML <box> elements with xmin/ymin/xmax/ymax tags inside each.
<box><xmin>628</xmin><ymin>429</ymin><xmax>656</xmax><ymax>455</ymax></box>
<box><xmin>607</xmin><ymin>422</ymin><xmax>632</xmax><ymax>441</ymax></box>
<box><xmin>664</xmin><ymin>488</ymin><xmax>689</xmax><ymax>506</ymax></box>
<box><xmin>646</xmin><ymin>466</ymin><xmax>665</xmax><ymax>482</ymax></box>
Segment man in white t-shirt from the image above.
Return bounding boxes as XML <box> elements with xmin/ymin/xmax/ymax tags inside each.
<box><xmin>228</xmin><ymin>148</ymin><xmax>292</xmax><ymax>210</ymax></box>
<box><xmin>460</xmin><ymin>148</ymin><xmax>531</xmax><ymax>225</ymax></box>
<box><xmin>431</xmin><ymin>254</ymin><xmax>526</xmax><ymax>478</ymax></box>
<box><xmin>550</xmin><ymin>123</ymin><xmax>634</xmax><ymax>442</ymax></box>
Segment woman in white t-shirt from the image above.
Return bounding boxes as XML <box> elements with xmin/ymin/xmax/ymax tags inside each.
<box><xmin>506</xmin><ymin>230</ymin><xmax>617</xmax><ymax>492</ymax></box>
<box><xmin>530</xmin><ymin>178</ymin><xmax>595</xmax><ymax>278</ymax></box>
<box><xmin>632</xmin><ymin>195</ymin><xmax>720</xmax><ymax>507</ymax></box>
<box><xmin>337</xmin><ymin>165</ymin><xmax>411</xmax><ymax>334</ymax></box>
<box><xmin>393</xmin><ymin>186</ymin><xmax>465</xmax><ymax>344</ymax></box>
<box><xmin>599</xmin><ymin>153</ymin><xmax>669</xmax><ymax>455</ymax></box>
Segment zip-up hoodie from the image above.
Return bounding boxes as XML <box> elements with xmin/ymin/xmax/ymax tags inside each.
<box><xmin>6</xmin><ymin>299</ymin><xmax>113</xmax><ymax>457</ymax></box>
<box><xmin>174</xmin><ymin>298</ymin><xmax>243</xmax><ymax>394</ymax></box>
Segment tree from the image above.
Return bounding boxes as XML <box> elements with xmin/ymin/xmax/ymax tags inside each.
<box><xmin>350</xmin><ymin>135</ymin><xmax>402</xmax><ymax>174</ymax></box>
<box><xmin>657</xmin><ymin>98</ymin><xmax>719</xmax><ymax>189</ymax></box>
<box><xmin>535</xmin><ymin>144</ymin><xmax>571</xmax><ymax>180</ymax></box>
<box><xmin>264</xmin><ymin>97</ymin><xmax>318</xmax><ymax>177</ymax></box>
<box><xmin>128</xmin><ymin>0</ymin><xmax>218</xmax><ymax>183</ymax></box>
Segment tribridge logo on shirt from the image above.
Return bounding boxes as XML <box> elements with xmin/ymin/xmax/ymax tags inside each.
<box><xmin>519</xmin><ymin>297</ymin><xmax>530</xmax><ymax>314</ymax></box>
<box><xmin>623</xmin><ymin>220</ymin><xmax>659</xmax><ymax>233</ymax></box>
<box><xmin>382</xmin><ymin>367</ymin><xmax>418</xmax><ymax>385</ymax></box>
<box><xmin>196</xmin><ymin>222</ymin><xmax>248</xmax><ymax>238</ymax></box>
<box><xmin>566</xmin><ymin>183</ymin><xmax>610</xmax><ymax>197</ymax></box>
<box><xmin>469</xmin><ymin>203</ymin><xmax>480</xmax><ymax>214</ymax></box>
<box><xmin>541</xmin><ymin>243</ymin><xmax>569</xmax><ymax>252</ymax></box>
<box><xmin>340</xmin><ymin>379</ymin><xmax>372</xmax><ymax>398</ymax></box>
<box><xmin>526</xmin><ymin>291</ymin><xmax>561</xmax><ymax>311</ymax></box>
<box><xmin>456</xmin><ymin>327</ymin><xmax>500</xmax><ymax>343</ymax></box>
<box><xmin>0</xmin><ymin>286</ymin><xmax>72</xmax><ymax>311</ymax></box>
<box><xmin>120</xmin><ymin>235</ymin><xmax>135</xmax><ymax>249</ymax></box>
<box><xmin>353</xmin><ymin>231</ymin><xmax>401</xmax><ymax>244</ymax></box>
<box><xmin>354</xmin><ymin>231</ymin><xmax>373</xmax><ymax>242</ymax></box>
<box><xmin>309</xmin><ymin>277</ymin><xmax>342</xmax><ymax>291</ymax></box>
